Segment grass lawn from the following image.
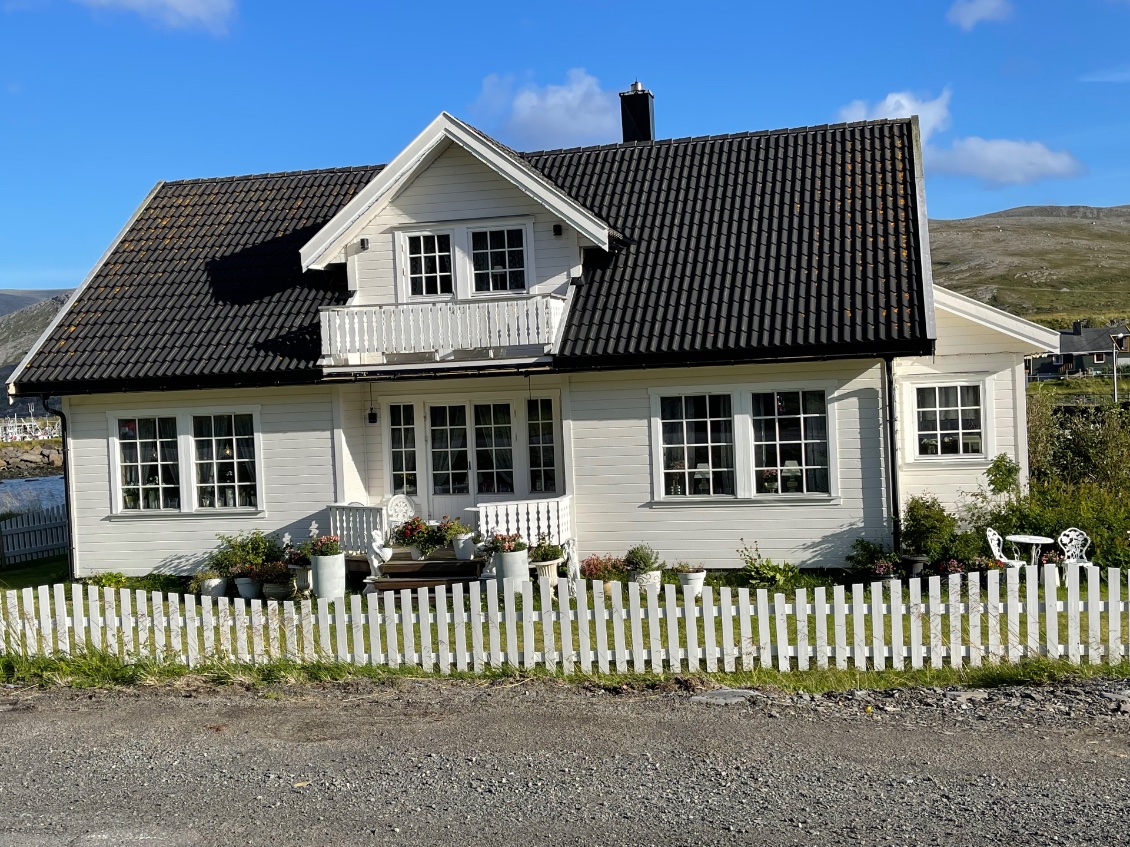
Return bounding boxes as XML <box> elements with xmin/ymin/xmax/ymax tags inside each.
<box><xmin>0</xmin><ymin>554</ymin><xmax>68</xmax><ymax>591</ymax></box>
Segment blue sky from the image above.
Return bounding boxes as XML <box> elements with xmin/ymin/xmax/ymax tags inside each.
<box><xmin>1</xmin><ymin>0</ymin><xmax>1128</xmax><ymax>289</ymax></box>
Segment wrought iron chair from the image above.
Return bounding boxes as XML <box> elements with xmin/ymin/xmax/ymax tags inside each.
<box><xmin>1057</xmin><ymin>527</ymin><xmax>1092</xmax><ymax>566</ymax></box>
<box><xmin>986</xmin><ymin>528</ymin><xmax>1025</xmax><ymax>568</ymax></box>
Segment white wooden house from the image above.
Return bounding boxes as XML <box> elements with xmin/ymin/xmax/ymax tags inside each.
<box><xmin>8</xmin><ymin>84</ymin><xmax>1057</xmax><ymax>576</ymax></box>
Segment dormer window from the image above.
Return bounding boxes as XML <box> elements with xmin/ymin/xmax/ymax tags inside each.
<box><xmin>471</xmin><ymin>228</ymin><xmax>526</xmax><ymax>292</ymax></box>
<box><xmin>406</xmin><ymin>232</ymin><xmax>453</xmax><ymax>296</ymax></box>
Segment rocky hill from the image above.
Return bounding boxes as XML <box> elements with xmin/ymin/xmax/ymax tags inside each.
<box><xmin>929</xmin><ymin>205</ymin><xmax>1130</xmax><ymax>328</ymax></box>
<box><xmin>0</xmin><ymin>295</ymin><xmax>70</xmax><ymax>417</ymax></box>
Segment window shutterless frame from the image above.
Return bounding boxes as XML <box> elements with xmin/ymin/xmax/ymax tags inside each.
<box><xmin>901</xmin><ymin>373</ymin><xmax>994</xmax><ymax>463</ymax></box>
<box><xmin>106</xmin><ymin>407</ymin><xmax>265</xmax><ymax>516</ymax></box>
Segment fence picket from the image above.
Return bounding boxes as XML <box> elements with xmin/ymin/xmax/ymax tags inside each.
<box><xmin>814</xmin><ymin>586</ymin><xmax>828</xmax><ymax>670</ymax></box>
<box><xmin>681</xmin><ymin>583</ymin><xmax>698</xmax><ymax>673</ymax></box>
<box><xmin>737</xmin><ymin>587</ymin><xmax>753</xmax><ymax>671</ymax></box>
<box><xmin>103</xmin><ymin>587</ymin><xmax>118</xmax><ymax>657</ymax></box>
<box><xmin>540</xmin><ymin>579</ymin><xmax>555</xmax><ymax>673</ymax></box>
<box><xmin>266</xmin><ymin>599</ymin><xmax>281</xmax><ymax>660</ymax></box>
<box><xmin>927</xmin><ymin>578</ymin><xmax>943</xmax><ymax>669</ymax></box>
<box><xmin>86</xmin><ymin>585</ymin><xmax>101</xmax><ymax>652</ymax></box>
<box><xmin>986</xmin><ymin>572</ymin><xmax>1001</xmax><ymax>662</ymax></box>
<box><xmin>486</xmin><ymin>585</ymin><xmax>502</xmax><ymax>668</ymax></box>
<box><xmin>1066</xmin><ymin>566</ymin><xmax>1080</xmax><ymax>664</ymax></box>
<box><xmin>947</xmin><ymin>574</ymin><xmax>962</xmax><ymax>667</ymax></box>
<box><xmin>628</xmin><ymin>583</ymin><xmax>645</xmax><ymax>673</ymax></box>
<box><xmin>520</xmin><ymin>581</ymin><xmax>535</xmax><ymax>670</ymax></box>
<box><xmin>365</xmin><ymin>595</ymin><xmax>382</xmax><ymax>666</ymax></box>
<box><xmin>37</xmin><ymin>585</ymin><xmax>51</xmax><ymax>656</ymax></box>
<box><xmin>200</xmin><ymin>596</ymin><xmax>214</xmax><ymax>660</ymax></box>
<box><xmin>851</xmin><ymin>584</ymin><xmax>866</xmax><ymax>670</ymax></box>
<box><xmin>383</xmin><ymin>591</ymin><xmax>400</xmax><ymax>668</ymax></box>
<box><xmin>184</xmin><ymin>595</ymin><xmax>199</xmax><ymax>666</ymax></box>
<box><xmin>702</xmin><ymin>586</ymin><xmax>718</xmax><ymax>673</ymax></box>
<box><xmin>794</xmin><ymin>588</ymin><xmax>809</xmax><ymax>672</ymax></box>
<box><xmin>21</xmin><ymin>587</ymin><xmax>37</xmax><ymax>656</ymax></box>
<box><xmin>233</xmin><ymin>599</ymin><xmax>249</xmax><ymax>663</ymax></box>
<box><xmin>558</xmin><ymin>579</ymin><xmax>573</xmax><ymax>674</ymax></box>
<box><xmin>349</xmin><ymin>595</ymin><xmax>364</xmax><ymax>666</ymax></box>
<box><xmin>3</xmin><ymin>590</ymin><xmax>18</xmax><ymax>655</ymax></box>
<box><xmin>1005</xmin><ymin>569</ymin><xmax>1020</xmax><ymax>663</ymax></box>
<box><xmin>889</xmin><ymin>580</ymin><xmax>904</xmax><ymax>670</ymax></box>
<box><xmin>1086</xmin><ymin>566</ymin><xmax>1101</xmax><ymax>664</ymax></box>
<box><xmin>316</xmin><ymin>597</ymin><xmax>331</xmax><ymax>659</ymax></box>
<box><xmin>468</xmin><ymin>582</ymin><xmax>484</xmax><ymax>672</ymax></box>
<box><xmin>1025</xmin><ymin>566</ymin><xmax>1040</xmax><ymax>657</ymax></box>
<box><xmin>908</xmin><ymin>578</ymin><xmax>923</xmax><ymax>669</ymax></box>
<box><xmin>435</xmin><ymin>587</ymin><xmax>451</xmax><ymax>675</ymax></box>
<box><xmin>720</xmin><ymin>588</ymin><xmax>736</xmax><ymax>673</ymax></box>
<box><xmin>250</xmin><ymin>600</ymin><xmax>265</xmax><ymax>663</ymax></box>
<box><xmin>152</xmin><ymin>590</ymin><xmax>168</xmax><ymax>660</ymax></box>
<box><xmin>134</xmin><ymin>589</ymin><xmax>150</xmax><ymax>659</ymax></box>
<box><xmin>577</xmin><ymin>581</ymin><xmax>593</xmax><ymax>674</ymax></box>
<box><xmin>400</xmin><ymin>590</ymin><xmax>416</xmax><ymax>668</ymax></box>
<box><xmin>417</xmin><ymin>588</ymin><xmax>432</xmax><ymax>671</ymax></box>
<box><xmin>870</xmin><ymin>582</ymin><xmax>884</xmax><ymax>671</ymax></box>
<box><xmin>645</xmin><ymin>583</ymin><xmax>662</xmax><ymax>673</ymax></box>
<box><xmin>300</xmin><ymin>598</ymin><xmax>314</xmax><ymax>662</ymax></box>
<box><xmin>774</xmin><ymin>592</ymin><xmax>790</xmax><ymax>672</ymax></box>
<box><xmin>70</xmin><ymin>584</ymin><xmax>85</xmax><ymax>654</ymax></box>
<box><xmin>500</xmin><ymin>584</ymin><xmax>517</xmax><ymax>667</ymax></box>
<box><xmin>757</xmin><ymin>588</ymin><xmax>772</xmax><ymax>669</ymax></box>
<box><xmin>1109</xmin><ymin>568</ymin><xmax>1122</xmax><ymax>664</ymax></box>
<box><xmin>52</xmin><ymin>583</ymin><xmax>69</xmax><ymax>655</ymax></box>
<box><xmin>967</xmin><ymin>573</ymin><xmax>981</xmax><ymax>667</ymax></box>
<box><xmin>610</xmin><ymin>583</ymin><xmax>627</xmax><ymax>673</ymax></box>
<box><xmin>832</xmin><ymin>585</ymin><xmax>847</xmax><ymax>670</ymax></box>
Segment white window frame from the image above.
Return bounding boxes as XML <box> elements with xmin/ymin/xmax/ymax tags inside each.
<box><xmin>393</xmin><ymin>216</ymin><xmax>536</xmax><ymax>304</ymax></box>
<box><xmin>646</xmin><ymin>381</ymin><xmax>840</xmax><ymax>505</ymax></box>
<box><xmin>106</xmin><ymin>406</ymin><xmax>265</xmax><ymax>517</ymax></box>
<box><xmin>1094</xmin><ymin>352</ymin><xmax>1106</xmax><ymax>364</ymax></box>
<box><xmin>902</xmin><ymin>374</ymin><xmax>994</xmax><ymax>464</ymax></box>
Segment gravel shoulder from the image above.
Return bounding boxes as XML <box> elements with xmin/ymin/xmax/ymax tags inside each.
<box><xmin>1</xmin><ymin>677</ymin><xmax>1128</xmax><ymax>846</ymax></box>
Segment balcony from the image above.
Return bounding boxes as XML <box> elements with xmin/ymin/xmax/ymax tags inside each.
<box><xmin>320</xmin><ymin>295</ymin><xmax>566</xmax><ymax>368</ymax></box>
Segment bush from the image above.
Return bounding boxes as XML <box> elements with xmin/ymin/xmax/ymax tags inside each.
<box><xmin>84</xmin><ymin>572</ymin><xmax>129</xmax><ymax>589</ymax></box>
<box><xmin>579</xmin><ymin>554</ymin><xmax>626</xmax><ymax>582</ymax></box>
<box><xmin>209</xmin><ymin>530</ymin><xmax>283</xmax><ymax>578</ymax></box>
<box><xmin>83</xmin><ymin>572</ymin><xmax>185</xmax><ymax>592</ymax></box>
<box><xmin>902</xmin><ymin>495</ymin><xmax>957</xmax><ymax>562</ymax></box>
<box><xmin>737</xmin><ymin>540</ymin><xmax>800</xmax><ymax>589</ymax></box>
<box><xmin>623</xmin><ymin>543</ymin><xmax>662</xmax><ymax>573</ymax></box>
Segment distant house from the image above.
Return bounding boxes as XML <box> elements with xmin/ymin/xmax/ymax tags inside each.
<box><xmin>8</xmin><ymin>84</ymin><xmax>1058</xmax><ymax>576</ymax></box>
<box><xmin>1029</xmin><ymin>321</ymin><xmax>1130</xmax><ymax>380</ymax></box>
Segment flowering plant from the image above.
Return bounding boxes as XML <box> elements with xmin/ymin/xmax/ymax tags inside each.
<box><xmin>872</xmin><ymin>558</ymin><xmax>897</xmax><ymax>578</ymax></box>
<box><xmin>393</xmin><ymin>517</ymin><xmax>440</xmax><ymax>557</ymax></box>
<box><xmin>437</xmin><ymin>516</ymin><xmax>473</xmax><ymax>544</ymax></box>
<box><xmin>258</xmin><ymin>559</ymin><xmax>293</xmax><ymax>585</ymax></box>
<box><xmin>482</xmin><ymin>532</ymin><xmax>528</xmax><ymax>555</ymax></box>
<box><xmin>309</xmin><ymin>535</ymin><xmax>342</xmax><ymax>557</ymax></box>
<box><xmin>970</xmin><ymin>556</ymin><xmax>1005</xmax><ymax>572</ymax></box>
<box><xmin>580</xmin><ymin>554</ymin><xmax>627</xmax><ymax>581</ymax></box>
<box><xmin>762</xmin><ymin>469</ymin><xmax>778</xmax><ymax>480</ymax></box>
<box><xmin>936</xmin><ymin>558</ymin><xmax>964</xmax><ymax>574</ymax></box>
<box><xmin>1041</xmin><ymin>549</ymin><xmax>1064</xmax><ymax>566</ymax></box>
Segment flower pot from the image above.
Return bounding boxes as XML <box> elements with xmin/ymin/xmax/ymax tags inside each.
<box><xmin>494</xmin><ymin>549</ymin><xmax>530</xmax><ymax>590</ymax></box>
<box><xmin>262</xmin><ymin>581</ymin><xmax>293</xmax><ymax>601</ymax></box>
<box><xmin>630</xmin><ymin>570</ymin><xmax>661</xmax><ymax>588</ymax></box>
<box><xmin>534</xmin><ymin>557</ymin><xmax>564</xmax><ymax>591</ymax></box>
<box><xmin>902</xmin><ymin>555</ymin><xmax>928</xmax><ymax>578</ymax></box>
<box><xmin>289</xmin><ymin>564</ymin><xmax>312</xmax><ymax>594</ymax></box>
<box><xmin>200</xmin><ymin>577</ymin><xmax>227</xmax><ymax>598</ymax></box>
<box><xmin>410</xmin><ymin>546</ymin><xmax>426</xmax><ymax>561</ymax></box>
<box><xmin>454</xmin><ymin>534</ymin><xmax>477</xmax><ymax>561</ymax></box>
<box><xmin>677</xmin><ymin>570</ymin><xmax>706</xmax><ymax>598</ymax></box>
<box><xmin>233</xmin><ymin>577</ymin><xmax>261</xmax><ymax>600</ymax></box>
<box><xmin>311</xmin><ymin>553</ymin><xmax>346</xmax><ymax>599</ymax></box>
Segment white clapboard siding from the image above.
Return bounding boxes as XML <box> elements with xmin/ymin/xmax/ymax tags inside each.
<box><xmin>4</xmin><ymin>567</ymin><xmax>1128</xmax><ymax>676</ymax></box>
<box><xmin>0</xmin><ymin>505</ymin><xmax>67</xmax><ymax>565</ymax></box>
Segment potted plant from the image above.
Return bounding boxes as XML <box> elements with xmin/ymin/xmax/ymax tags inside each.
<box><xmin>259</xmin><ymin>559</ymin><xmax>294</xmax><ymax>600</ymax></box>
<box><xmin>284</xmin><ymin>543</ymin><xmax>312</xmax><ymax>595</ymax></box>
<box><xmin>188</xmin><ymin>567</ymin><xmax>227</xmax><ymax>598</ymax></box>
<box><xmin>529</xmin><ymin>536</ymin><xmax>566</xmax><ymax>589</ymax></box>
<box><xmin>624</xmin><ymin>543</ymin><xmax>663</xmax><ymax>588</ymax></box>
<box><xmin>230</xmin><ymin>562</ymin><xmax>262</xmax><ymax>600</ymax></box>
<box><xmin>393</xmin><ymin>516</ymin><xmax>440</xmax><ymax>560</ymax></box>
<box><xmin>483</xmin><ymin>532</ymin><xmax>529</xmax><ymax>589</ymax></box>
<box><xmin>439</xmin><ymin>516</ymin><xmax>476</xmax><ymax>561</ymax></box>
<box><xmin>674</xmin><ymin>561</ymin><xmax>707</xmax><ymax>597</ymax></box>
<box><xmin>580</xmin><ymin>554</ymin><xmax>627</xmax><ymax>595</ymax></box>
<box><xmin>901</xmin><ymin>495</ymin><xmax>957</xmax><ymax>571</ymax></box>
<box><xmin>309</xmin><ymin>534</ymin><xmax>346</xmax><ymax>599</ymax></box>
<box><xmin>761</xmin><ymin>468</ymin><xmax>778</xmax><ymax>493</ymax></box>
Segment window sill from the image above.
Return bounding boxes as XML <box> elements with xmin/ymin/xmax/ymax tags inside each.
<box><xmin>108</xmin><ymin>510</ymin><xmax>266</xmax><ymax>521</ymax></box>
<box><xmin>910</xmin><ymin>455</ymin><xmax>989</xmax><ymax>465</ymax></box>
<box><xmin>647</xmin><ymin>496</ymin><xmax>840</xmax><ymax>508</ymax></box>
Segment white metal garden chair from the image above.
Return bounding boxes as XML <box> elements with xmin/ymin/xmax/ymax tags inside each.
<box><xmin>986</xmin><ymin>528</ymin><xmax>1025</xmax><ymax>568</ymax></box>
<box><xmin>1057</xmin><ymin>527</ymin><xmax>1092</xmax><ymax>566</ymax></box>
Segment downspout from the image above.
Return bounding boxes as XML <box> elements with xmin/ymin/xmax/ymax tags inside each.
<box><xmin>42</xmin><ymin>395</ymin><xmax>75</xmax><ymax>581</ymax></box>
<box><xmin>882</xmin><ymin>358</ymin><xmax>902</xmax><ymax>555</ymax></box>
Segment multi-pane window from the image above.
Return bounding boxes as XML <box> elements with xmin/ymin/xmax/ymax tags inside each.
<box><xmin>471</xmin><ymin>228</ymin><xmax>526</xmax><ymax>292</ymax></box>
<box><xmin>751</xmin><ymin>391</ymin><xmax>829</xmax><ymax>494</ymax></box>
<box><xmin>527</xmin><ymin>398</ymin><xmax>556</xmax><ymax>494</ymax></box>
<box><xmin>474</xmin><ymin>403</ymin><xmax>514</xmax><ymax>494</ymax></box>
<box><xmin>916</xmin><ymin>385</ymin><xmax>982</xmax><ymax>456</ymax></box>
<box><xmin>430</xmin><ymin>405</ymin><xmax>470</xmax><ymax>495</ymax></box>
<box><xmin>389</xmin><ymin>404</ymin><xmax>418</xmax><ymax>496</ymax></box>
<box><xmin>406</xmin><ymin>233</ymin><xmax>453</xmax><ymax>296</ymax></box>
<box><xmin>194</xmin><ymin>413</ymin><xmax>257</xmax><ymax>508</ymax></box>
<box><xmin>660</xmin><ymin>395</ymin><xmax>735</xmax><ymax>496</ymax></box>
<box><xmin>118</xmin><ymin>417</ymin><xmax>179</xmax><ymax>511</ymax></box>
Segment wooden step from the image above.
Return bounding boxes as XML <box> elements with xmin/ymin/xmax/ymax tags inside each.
<box><xmin>364</xmin><ymin>575</ymin><xmax>484</xmax><ymax>592</ymax></box>
<box><xmin>379</xmin><ymin>559</ymin><xmax>482</xmax><ymax>578</ymax></box>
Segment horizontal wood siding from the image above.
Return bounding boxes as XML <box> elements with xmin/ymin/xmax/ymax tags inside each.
<box><xmin>566</xmin><ymin>362</ymin><xmax>890</xmax><ymax>570</ymax></box>
<box><xmin>337</xmin><ymin>386</ymin><xmax>368</xmax><ymax>505</ymax></box>
<box><xmin>67</xmin><ymin>387</ymin><xmax>338</xmax><ymax>577</ymax></box>
<box><xmin>353</xmin><ymin>144</ymin><xmax>577</xmax><ymax>305</ymax></box>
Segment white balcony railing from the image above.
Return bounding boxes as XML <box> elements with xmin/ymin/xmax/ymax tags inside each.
<box><xmin>476</xmin><ymin>495</ymin><xmax>573</xmax><ymax>548</ymax></box>
<box><xmin>327</xmin><ymin>503</ymin><xmax>386</xmax><ymax>556</ymax></box>
<box><xmin>320</xmin><ymin>295</ymin><xmax>566</xmax><ymax>364</ymax></box>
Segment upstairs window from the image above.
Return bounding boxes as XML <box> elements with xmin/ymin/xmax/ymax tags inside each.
<box><xmin>406</xmin><ymin>233</ymin><xmax>453</xmax><ymax>296</ymax></box>
<box><xmin>471</xmin><ymin>228</ymin><xmax>526</xmax><ymax>292</ymax></box>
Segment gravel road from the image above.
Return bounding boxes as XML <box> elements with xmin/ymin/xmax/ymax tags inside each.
<box><xmin>1</xmin><ymin>677</ymin><xmax>1128</xmax><ymax>846</ymax></box>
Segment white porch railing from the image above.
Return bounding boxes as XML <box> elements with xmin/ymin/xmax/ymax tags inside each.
<box><xmin>320</xmin><ymin>295</ymin><xmax>566</xmax><ymax>363</ymax></box>
<box><xmin>476</xmin><ymin>495</ymin><xmax>572</xmax><ymax>548</ymax></box>
<box><xmin>327</xmin><ymin>504</ymin><xmax>386</xmax><ymax>557</ymax></box>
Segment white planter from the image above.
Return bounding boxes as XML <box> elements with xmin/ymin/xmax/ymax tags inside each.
<box><xmin>454</xmin><ymin>534</ymin><xmax>477</xmax><ymax>561</ymax></box>
<box><xmin>311</xmin><ymin>553</ymin><xmax>347</xmax><ymax>599</ymax></box>
<box><xmin>533</xmin><ymin>556</ymin><xmax>565</xmax><ymax>591</ymax></box>
<box><xmin>200</xmin><ymin>577</ymin><xmax>227</xmax><ymax>598</ymax></box>
<box><xmin>677</xmin><ymin>570</ymin><xmax>707</xmax><ymax>598</ymax></box>
<box><xmin>494</xmin><ymin>549</ymin><xmax>530</xmax><ymax>589</ymax></box>
<box><xmin>289</xmin><ymin>564</ymin><xmax>312</xmax><ymax>593</ymax></box>
<box><xmin>630</xmin><ymin>570</ymin><xmax>662</xmax><ymax>588</ymax></box>
<box><xmin>410</xmin><ymin>546</ymin><xmax>426</xmax><ymax>561</ymax></box>
<box><xmin>234</xmin><ymin>577</ymin><xmax>261</xmax><ymax>600</ymax></box>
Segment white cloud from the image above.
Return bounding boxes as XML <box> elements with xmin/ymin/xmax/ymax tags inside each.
<box><xmin>1080</xmin><ymin>65</ymin><xmax>1130</xmax><ymax>83</ymax></box>
<box><xmin>838</xmin><ymin>89</ymin><xmax>952</xmax><ymax>143</ymax></box>
<box><xmin>839</xmin><ymin>89</ymin><xmax>1083</xmax><ymax>187</ymax></box>
<box><xmin>930</xmin><ymin>137</ymin><xmax>1084</xmax><ymax>185</ymax></box>
<box><xmin>471</xmin><ymin>68</ymin><xmax>620</xmax><ymax>150</ymax></box>
<box><xmin>71</xmin><ymin>0</ymin><xmax>234</xmax><ymax>34</ymax></box>
<box><xmin>946</xmin><ymin>0</ymin><xmax>1012</xmax><ymax>30</ymax></box>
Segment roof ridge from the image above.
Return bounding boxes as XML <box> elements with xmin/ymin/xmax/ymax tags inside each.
<box><xmin>165</xmin><ymin>164</ymin><xmax>385</xmax><ymax>187</ymax></box>
<box><xmin>519</xmin><ymin>116</ymin><xmax>914</xmax><ymax>158</ymax></box>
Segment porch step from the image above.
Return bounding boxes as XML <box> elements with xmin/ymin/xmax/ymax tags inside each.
<box><xmin>364</xmin><ymin>576</ymin><xmax>481</xmax><ymax>592</ymax></box>
<box><xmin>379</xmin><ymin>559</ymin><xmax>483</xmax><ymax>579</ymax></box>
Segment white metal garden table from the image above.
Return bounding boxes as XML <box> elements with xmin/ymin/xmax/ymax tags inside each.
<box><xmin>1005</xmin><ymin>534</ymin><xmax>1054</xmax><ymax>567</ymax></box>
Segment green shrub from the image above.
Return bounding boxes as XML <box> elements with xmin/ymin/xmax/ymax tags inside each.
<box><xmin>623</xmin><ymin>543</ymin><xmax>662</xmax><ymax>573</ymax></box>
<box><xmin>737</xmin><ymin>540</ymin><xmax>800</xmax><ymax>589</ymax></box>
<box><xmin>83</xmin><ymin>572</ymin><xmax>185</xmax><ymax>593</ymax></box>
<box><xmin>208</xmin><ymin>530</ymin><xmax>284</xmax><ymax>577</ymax></box>
<box><xmin>84</xmin><ymin>572</ymin><xmax>129</xmax><ymax>589</ymax></box>
<box><xmin>902</xmin><ymin>495</ymin><xmax>958</xmax><ymax>562</ymax></box>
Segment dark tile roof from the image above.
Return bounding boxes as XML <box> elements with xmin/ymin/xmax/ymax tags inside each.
<box><xmin>15</xmin><ymin>166</ymin><xmax>383</xmax><ymax>393</ymax></box>
<box><xmin>523</xmin><ymin>120</ymin><xmax>930</xmax><ymax>365</ymax></box>
<box><xmin>1060</xmin><ymin>323</ymin><xmax>1130</xmax><ymax>355</ymax></box>
<box><xmin>14</xmin><ymin>118</ymin><xmax>931</xmax><ymax>394</ymax></box>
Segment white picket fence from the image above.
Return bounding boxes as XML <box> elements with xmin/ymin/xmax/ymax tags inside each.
<box><xmin>1</xmin><ymin>505</ymin><xmax>67</xmax><ymax>566</ymax></box>
<box><xmin>2</xmin><ymin>565</ymin><xmax>1128</xmax><ymax>673</ymax></box>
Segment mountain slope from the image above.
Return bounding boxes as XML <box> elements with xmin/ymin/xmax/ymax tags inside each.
<box><xmin>0</xmin><ymin>289</ymin><xmax>72</xmax><ymax>318</ymax></box>
<box><xmin>929</xmin><ymin>205</ymin><xmax>1130</xmax><ymax>328</ymax></box>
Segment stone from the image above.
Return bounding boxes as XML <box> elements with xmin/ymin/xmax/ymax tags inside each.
<box><xmin>690</xmin><ymin>689</ymin><xmax>756</xmax><ymax>706</ymax></box>
<box><xmin>946</xmin><ymin>690</ymin><xmax>989</xmax><ymax>703</ymax></box>
<box><xmin>18</xmin><ymin>452</ymin><xmax>40</xmax><ymax>463</ymax></box>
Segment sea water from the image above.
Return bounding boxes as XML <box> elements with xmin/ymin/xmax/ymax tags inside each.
<box><xmin>0</xmin><ymin>475</ymin><xmax>65</xmax><ymax>513</ymax></box>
